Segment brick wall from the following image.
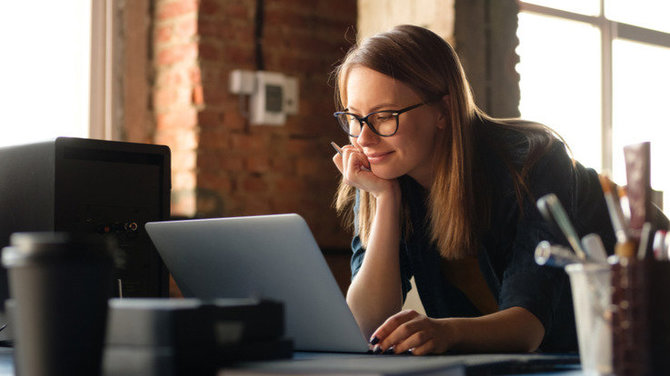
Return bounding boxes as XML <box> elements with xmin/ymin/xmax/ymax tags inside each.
<box><xmin>153</xmin><ymin>0</ymin><xmax>201</xmax><ymax>215</ymax></box>
<box><xmin>148</xmin><ymin>0</ymin><xmax>357</xmax><ymax>293</ymax></box>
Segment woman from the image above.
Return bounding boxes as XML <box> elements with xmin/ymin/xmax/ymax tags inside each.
<box><xmin>331</xmin><ymin>25</ymin><xmax>615</xmax><ymax>355</ymax></box>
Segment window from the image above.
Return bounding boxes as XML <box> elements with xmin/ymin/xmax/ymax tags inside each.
<box><xmin>517</xmin><ymin>1</ymin><xmax>670</xmax><ymax>210</ymax></box>
<box><xmin>0</xmin><ymin>1</ymin><xmax>109</xmax><ymax>148</ymax></box>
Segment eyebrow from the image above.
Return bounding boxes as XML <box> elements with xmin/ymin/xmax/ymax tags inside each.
<box><xmin>346</xmin><ymin>103</ymin><xmax>401</xmax><ymax>114</ymax></box>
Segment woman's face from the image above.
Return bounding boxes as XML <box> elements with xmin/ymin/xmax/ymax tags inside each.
<box><xmin>344</xmin><ymin>66</ymin><xmax>445</xmax><ymax>187</ymax></box>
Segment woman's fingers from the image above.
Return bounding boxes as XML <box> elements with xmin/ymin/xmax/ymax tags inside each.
<box><xmin>372</xmin><ymin>311</ymin><xmax>452</xmax><ymax>355</ymax></box>
<box><xmin>370</xmin><ymin>310</ymin><xmax>420</xmax><ymax>347</ymax></box>
<box><xmin>392</xmin><ymin>329</ymin><xmax>435</xmax><ymax>355</ymax></box>
<box><xmin>332</xmin><ymin>152</ymin><xmax>343</xmax><ymax>173</ymax></box>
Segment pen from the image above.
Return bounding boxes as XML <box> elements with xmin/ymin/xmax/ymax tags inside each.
<box><xmin>330</xmin><ymin>141</ymin><xmax>343</xmax><ymax>156</ymax></box>
<box><xmin>581</xmin><ymin>233</ymin><xmax>608</xmax><ymax>263</ymax></box>
<box><xmin>637</xmin><ymin>222</ymin><xmax>652</xmax><ymax>260</ymax></box>
<box><xmin>330</xmin><ymin>141</ymin><xmax>371</xmax><ymax>171</ymax></box>
<box><xmin>536</xmin><ymin>193</ymin><xmax>588</xmax><ymax>260</ymax></box>
<box><xmin>598</xmin><ymin>175</ymin><xmax>629</xmax><ymax>244</ymax></box>
<box><xmin>534</xmin><ymin>241</ymin><xmax>585</xmax><ymax>267</ymax></box>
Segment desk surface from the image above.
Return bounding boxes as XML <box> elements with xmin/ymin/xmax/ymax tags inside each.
<box><xmin>0</xmin><ymin>346</ymin><xmax>583</xmax><ymax>376</ymax></box>
<box><xmin>224</xmin><ymin>352</ymin><xmax>583</xmax><ymax>376</ymax></box>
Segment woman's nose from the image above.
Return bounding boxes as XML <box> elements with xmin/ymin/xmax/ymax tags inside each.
<box><xmin>356</xmin><ymin>121</ymin><xmax>379</xmax><ymax>146</ymax></box>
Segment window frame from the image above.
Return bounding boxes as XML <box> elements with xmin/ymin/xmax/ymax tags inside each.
<box><xmin>89</xmin><ymin>0</ymin><xmax>117</xmax><ymax>141</ymax></box>
<box><xmin>519</xmin><ymin>1</ymin><xmax>670</xmax><ymax>173</ymax></box>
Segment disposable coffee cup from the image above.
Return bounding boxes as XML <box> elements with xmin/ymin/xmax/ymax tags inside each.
<box><xmin>2</xmin><ymin>232</ymin><xmax>114</xmax><ymax>376</ymax></box>
<box><xmin>565</xmin><ymin>263</ymin><xmax>612</xmax><ymax>376</ymax></box>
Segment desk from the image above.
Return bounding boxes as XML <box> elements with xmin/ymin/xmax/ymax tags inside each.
<box><xmin>0</xmin><ymin>346</ymin><xmax>583</xmax><ymax>375</ymax></box>
<box><xmin>221</xmin><ymin>352</ymin><xmax>583</xmax><ymax>376</ymax></box>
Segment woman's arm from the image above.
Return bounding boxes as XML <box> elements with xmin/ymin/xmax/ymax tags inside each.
<box><xmin>333</xmin><ymin>145</ymin><xmax>405</xmax><ymax>340</ymax></box>
<box><xmin>370</xmin><ymin>306</ymin><xmax>545</xmax><ymax>355</ymax></box>
<box><xmin>345</xmin><ymin>185</ymin><xmax>404</xmax><ymax>339</ymax></box>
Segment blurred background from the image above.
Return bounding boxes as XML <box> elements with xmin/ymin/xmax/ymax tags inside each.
<box><xmin>1</xmin><ymin>0</ymin><xmax>668</xmax><ymax>294</ymax></box>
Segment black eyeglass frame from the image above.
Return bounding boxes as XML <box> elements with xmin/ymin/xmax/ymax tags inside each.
<box><xmin>333</xmin><ymin>102</ymin><xmax>430</xmax><ymax>138</ymax></box>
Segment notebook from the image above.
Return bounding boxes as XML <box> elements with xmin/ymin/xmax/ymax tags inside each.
<box><xmin>145</xmin><ymin>213</ymin><xmax>370</xmax><ymax>353</ymax></box>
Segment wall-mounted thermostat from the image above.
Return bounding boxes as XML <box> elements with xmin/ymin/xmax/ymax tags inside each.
<box><xmin>229</xmin><ymin>69</ymin><xmax>299</xmax><ymax>126</ymax></box>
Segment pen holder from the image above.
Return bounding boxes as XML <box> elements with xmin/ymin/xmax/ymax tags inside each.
<box><xmin>611</xmin><ymin>259</ymin><xmax>670</xmax><ymax>376</ymax></box>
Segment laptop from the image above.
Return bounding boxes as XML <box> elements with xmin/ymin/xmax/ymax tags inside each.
<box><xmin>145</xmin><ymin>213</ymin><xmax>370</xmax><ymax>353</ymax></box>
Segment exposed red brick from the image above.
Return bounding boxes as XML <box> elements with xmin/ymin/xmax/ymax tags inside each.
<box><xmin>270</xmin><ymin>157</ymin><xmax>295</xmax><ymax>174</ymax></box>
<box><xmin>221</xmin><ymin>110</ymin><xmax>246</xmax><ymax>131</ymax></box>
<box><xmin>154</xmin><ymin>127</ymin><xmax>198</xmax><ymax>151</ymax></box>
<box><xmin>198</xmin><ymin>109</ymin><xmax>223</xmax><ymax>127</ymax></box>
<box><xmin>189</xmin><ymin>66</ymin><xmax>202</xmax><ymax>84</ymax></box>
<box><xmin>176</xmin><ymin>17</ymin><xmax>198</xmax><ymax>38</ymax></box>
<box><xmin>173</xmin><ymin>170</ymin><xmax>197</xmax><ymax>190</ymax></box>
<box><xmin>241</xmin><ymin>195</ymin><xmax>272</xmax><ymax>216</ymax></box>
<box><xmin>285</xmin><ymin>138</ymin><xmax>319</xmax><ymax>155</ymax></box>
<box><xmin>171</xmin><ymin>192</ymin><xmax>196</xmax><ymax>217</ymax></box>
<box><xmin>155</xmin><ymin>107</ymin><xmax>198</xmax><ymax>129</ymax></box>
<box><xmin>230</xmin><ymin>133</ymin><xmax>267</xmax><ymax>151</ymax></box>
<box><xmin>150</xmin><ymin>0</ymin><xmax>356</xmax><ymax>244</ymax></box>
<box><xmin>192</xmin><ymin>85</ymin><xmax>204</xmax><ymax>106</ymax></box>
<box><xmin>274</xmin><ymin>177</ymin><xmax>304</xmax><ymax>193</ymax></box>
<box><xmin>296</xmin><ymin>157</ymin><xmax>325</xmax><ymax>177</ymax></box>
<box><xmin>221</xmin><ymin>156</ymin><xmax>244</xmax><ymax>172</ymax></box>
<box><xmin>223</xmin><ymin>3</ymin><xmax>250</xmax><ymax>19</ymax></box>
<box><xmin>156</xmin><ymin>42</ymin><xmax>198</xmax><ymax>66</ymax></box>
<box><xmin>222</xmin><ymin>45</ymin><xmax>254</xmax><ymax>66</ymax></box>
<box><xmin>199</xmin><ymin>41</ymin><xmax>222</xmax><ymax>60</ymax></box>
<box><xmin>157</xmin><ymin>0</ymin><xmax>198</xmax><ymax>20</ymax></box>
<box><xmin>270</xmin><ymin>195</ymin><xmax>301</xmax><ymax>213</ymax></box>
<box><xmin>219</xmin><ymin>23</ymin><xmax>254</xmax><ymax>45</ymax></box>
<box><xmin>172</xmin><ymin>149</ymin><xmax>197</xmax><ymax>170</ymax></box>
<box><xmin>197</xmin><ymin>172</ymin><xmax>232</xmax><ymax>191</ymax></box>
<box><xmin>199</xmin><ymin>0</ymin><xmax>221</xmax><ymax>15</ymax></box>
<box><xmin>197</xmin><ymin>19</ymin><xmax>220</xmax><ymax>38</ymax></box>
<box><xmin>155</xmin><ymin>69</ymin><xmax>185</xmax><ymax>88</ymax></box>
<box><xmin>155</xmin><ymin>24</ymin><xmax>173</xmax><ymax>43</ymax></box>
<box><xmin>154</xmin><ymin>87</ymin><xmax>178</xmax><ymax>110</ymax></box>
<box><xmin>244</xmin><ymin>155</ymin><xmax>270</xmax><ymax>173</ymax></box>
<box><xmin>242</xmin><ymin>176</ymin><xmax>268</xmax><ymax>193</ymax></box>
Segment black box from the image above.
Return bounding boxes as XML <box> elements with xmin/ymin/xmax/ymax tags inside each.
<box><xmin>0</xmin><ymin>137</ymin><xmax>171</xmax><ymax>314</ymax></box>
<box><xmin>104</xmin><ymin>298</ymin><xmax>292</xmax><ymax>376</ymax></box>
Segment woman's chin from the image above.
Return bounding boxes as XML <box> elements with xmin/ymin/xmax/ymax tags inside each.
<box><xmin>371</xmin><ymin>167</ymin><xmax>403</xmax><ymax>180</ymax></box>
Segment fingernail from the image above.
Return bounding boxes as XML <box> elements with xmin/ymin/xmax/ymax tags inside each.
<box><xmin>373</xmin><ymin>345</ymin><xmax>382</xmax><ymax>354</ymax></box>
<box><xmin>383</xmin><ymin>346</ymin><xmax>395</xmax><ymax>354</ymax></box>
<box><xmin>369</xmin><ymin>336</ymin><xmax>380</xmax><ymax>345</ymax></box>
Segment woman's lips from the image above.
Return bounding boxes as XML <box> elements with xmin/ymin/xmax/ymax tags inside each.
<box><xmin>365</xmin><ymin>151</ymin><xmax>394</xmax><ymax>164</ymax></box>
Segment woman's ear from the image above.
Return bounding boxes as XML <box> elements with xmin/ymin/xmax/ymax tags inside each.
<box><xmin>435</xmin><ymin>95</ymin><xmax>450</xmax><ymax>129</ymax></box>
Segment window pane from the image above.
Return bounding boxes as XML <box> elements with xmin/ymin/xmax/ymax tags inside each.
<box><xmin>520</xmin><ymin>0</ymin><xmax>600</xmax><ymax>16</ymax></box>
<box><xmin>0</xmin><ymin>2</ymin><xmax>91</xmax><ymax>148</ymax></box>
<box><xmin>517</xmin><ymin>12</ymin><xmax>602</xmax><ymax>170</ymax></box>
<box><xmin>612</xmin><ymin>39</ymin><xmax>670</xmax><ymax>210</ymax></box>
<box><xmin>606</xmin><ymin>0</ymin><xmax>670</xmax><ymax>33</ymax></box>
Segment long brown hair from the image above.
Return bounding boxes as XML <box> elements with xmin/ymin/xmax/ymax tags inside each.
<box><xmin>333</xmin><ymin>25</ymin><xmax>556</xmax><ymax>259</ymax></box>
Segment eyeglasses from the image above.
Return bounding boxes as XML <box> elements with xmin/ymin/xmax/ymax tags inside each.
<box><xmin>333</xmin><ymin>102</ymin><xmax>427</xmax><ymax>138</ymax></box>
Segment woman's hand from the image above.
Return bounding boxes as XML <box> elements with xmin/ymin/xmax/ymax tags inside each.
<box><xmin>369</xmin><ymin>310</ymin><xmax>456</xmax><ymax>355</ymax></box>
<box><xmin>332</xmin><ymin>144</ymin><xmax>396</xmax><ymax>197</ymax></box>
<box><xmin>370</xmin><ymin>307</ymin><xmax>545</xmax><ymax>355</ymax></box>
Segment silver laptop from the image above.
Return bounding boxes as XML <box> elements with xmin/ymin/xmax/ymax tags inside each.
<box><xmin>145</xmin><ymin>213</ymin><xmax>369</xmax><ymax>353</ymax></box>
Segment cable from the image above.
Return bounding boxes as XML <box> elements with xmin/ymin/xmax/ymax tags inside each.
<box><xmin>254</xmin><ymin>0</ymin><xmax>265</xmax><ymax>71</ymax></box>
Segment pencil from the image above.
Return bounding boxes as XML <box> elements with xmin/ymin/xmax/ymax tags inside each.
<box><xmin>598</xmin><ymin>175</ymin><xmax>635</xmax><ymax>258</ymax></box>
